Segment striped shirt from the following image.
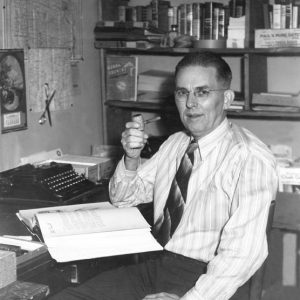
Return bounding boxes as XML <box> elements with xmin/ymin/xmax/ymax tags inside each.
<box><xmin>109</xmin><ymin>118</ymin><xmax>278</xmax><ymax>300</ymax></box>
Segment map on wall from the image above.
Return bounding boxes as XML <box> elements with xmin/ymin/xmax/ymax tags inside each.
<box><xmin>26</xmin><ymin>48</ymin><xmax>73</xmax><ymax>113</ymax></box>
<box><xmin>0</xmin><ymin>0</ymin><xmax>83</xmax><ymax>60</ymax></box>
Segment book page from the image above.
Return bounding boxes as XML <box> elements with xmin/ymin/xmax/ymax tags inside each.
<box><xmin>17</xmin><ymin>201</ymin><xmax>113</xmax><ymax>229</ymax></box>
<box><xmin>36</xmin><ymin>205</ymin><xmax>150</xmax><ymax>238</ymax></box>
<box><xmin>45</xmin><ymin>229</ymin><xmax>162</xmax><ymax>262</ymax></box>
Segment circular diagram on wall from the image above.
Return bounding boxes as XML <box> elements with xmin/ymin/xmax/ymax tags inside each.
<box><xmin>0</xmin><ymin>51</ymin><xmax>27</xmax><ymax>133</ymax></box>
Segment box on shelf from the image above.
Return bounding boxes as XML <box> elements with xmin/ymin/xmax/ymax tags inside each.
<box><xmin>106</xmin><ymin>55</ymin><xmax>138</xmax><ymax>101</ymax></box>
<box><xmin>278</xmin><ymin>164</ymin><xmax>300</xmax><ymax>193</ymax></box>
<box><xmin>255</xmin><ymin>29</ymin><xmax>300</xmax><ymax>48</ymax></box>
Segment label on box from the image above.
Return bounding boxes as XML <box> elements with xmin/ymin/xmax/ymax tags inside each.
<box><xmin>278</xmin><ymin>167</ymin><xmax>300</xmax><ymax>185</ymax></box>
<box><xmin>255</xmin><ymin>29</ymin><xmax>300</xmax><ymax>48</ymax></box>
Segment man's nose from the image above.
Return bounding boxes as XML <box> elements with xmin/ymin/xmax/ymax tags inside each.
<box><xmin>186</xmin><ymin>91</ymin><xmax>198</xmax><ymax>108</ymax></box>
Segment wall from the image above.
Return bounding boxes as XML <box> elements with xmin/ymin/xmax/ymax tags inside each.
<box><xmin>0</xmin><ymin>0</ymin><xmax>103</xmax><ymax>171</ymax></box>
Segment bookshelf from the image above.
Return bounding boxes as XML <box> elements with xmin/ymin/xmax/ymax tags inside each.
<box><xmin>96</xmin><ymin>0</ymin><xmax>300</xmax><ymax>144</ymax></box>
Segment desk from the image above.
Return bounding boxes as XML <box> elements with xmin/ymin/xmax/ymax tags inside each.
<box><xmin>1</xmin><ymin>190</ymin><xmax>299</xmax><ymax>297</ymax></box>
<box><xmin>0</xmin><ymin>189</ymin><xmax>143</xmax><ymax>297</ymax></box>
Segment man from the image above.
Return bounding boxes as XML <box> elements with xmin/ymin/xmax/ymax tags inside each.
<box><xmin>50</xmin><ymin>51</ymin><xmax>278</xmax><ymax>300</ymax></box>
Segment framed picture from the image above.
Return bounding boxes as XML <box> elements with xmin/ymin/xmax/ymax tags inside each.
<box><xmin>0</xmin><ymin>50</ymin><xmax>27</xmax><ymax>133</ymax></box>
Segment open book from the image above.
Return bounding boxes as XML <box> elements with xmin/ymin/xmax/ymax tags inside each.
<box><xmin>16</xmin><ymin>202</ymin><xmax>162</xmax><ymax>263</ymax></box>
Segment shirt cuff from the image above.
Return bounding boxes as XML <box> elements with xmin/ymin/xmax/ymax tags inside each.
<box><xmin>181</xmin><ymin>287</ymin><xmax>206</xmax><ymax>300</ymax></box>
<box><xmin>116</xmin><ymin>156</ymin><xmax>140</xmax><ymax>178</ymax></box>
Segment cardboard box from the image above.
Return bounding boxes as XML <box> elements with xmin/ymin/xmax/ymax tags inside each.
<box><xmin>255</xmin><ymin>29</ymin><xmax>300</xmax><ymax>48</ymax></box>
<box><xmin>49</xmin><ymin>154</ymin><xmax>116</xmax><ymax>182</ymax></box>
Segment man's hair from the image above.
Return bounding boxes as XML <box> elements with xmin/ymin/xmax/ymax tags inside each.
<box><xmin>175</xmin><ymin>51</ymin><xmax>232</xmax><ymax>87</ymax></box>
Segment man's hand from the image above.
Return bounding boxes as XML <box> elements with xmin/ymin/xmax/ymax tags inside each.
<box><xmin>121</xmin><ymin>115</ymin><xmax>148</xmax><ymax>171</ymax></box>
<box><xmin>121</xmin><ymin>120</ymin><xmax>148</xmax><ymax>159</ymax></box>
<box><xmin>142</xmin><ymin>292</ymin><xmax>180</xmax><ymax>300</ymax></box>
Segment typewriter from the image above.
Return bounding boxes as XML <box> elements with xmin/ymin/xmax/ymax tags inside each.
<box><xmin>0</xmin><ymin>162</ymin><xmax>101</xmax><ymax>205</ymax></box>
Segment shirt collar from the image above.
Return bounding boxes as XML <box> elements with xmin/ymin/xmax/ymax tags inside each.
<box><xmin>193</xmin><ymin>118</ymin><xmax>230</xmax><ymax>160</ymax></box>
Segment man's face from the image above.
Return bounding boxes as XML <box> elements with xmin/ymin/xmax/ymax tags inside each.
<box><xmin>175</xmin><ymin>65</ymin><xmax>230</xmax><ymax>140</ymax></box>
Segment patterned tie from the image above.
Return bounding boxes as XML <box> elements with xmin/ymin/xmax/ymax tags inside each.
<box><xmin>154</xmin><ymin>139</ymin><xmax>198</xmax><ymax>246</ymax></box>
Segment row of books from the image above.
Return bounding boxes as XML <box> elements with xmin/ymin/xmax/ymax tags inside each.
<box><xmin>116</xmin><ymin>0</ymin><xmax>245</xmax><ymax>41</ymax></box>
<box><xmin>263</xmin><ymin>0</ymin><xmax>300</xmax><ymax>29</ymax></box>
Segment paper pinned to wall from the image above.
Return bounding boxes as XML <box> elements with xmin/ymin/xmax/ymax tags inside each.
<box><xmin>26</xmin><ymin>48</ymin><xmax>73</xmax><ymax>113</ymax></box>
<box><xmin>1</xmin><ymin>0</ymin><xmax>83</xmax><ymax>60</ymax></box>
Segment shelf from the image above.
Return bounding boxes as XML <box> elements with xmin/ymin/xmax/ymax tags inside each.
<box><xmin>105</xmin><ymin>101</ymin><xmax>300</xmax><ymax>120</ymax></box>
<box><xmin>97</xmin><ymin>46</ymin><xmax>300</xmax><ymax>57</ymax></box>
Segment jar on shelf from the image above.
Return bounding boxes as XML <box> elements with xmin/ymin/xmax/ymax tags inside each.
<box><xmin>167</xmin><ymin>25</ymin><xmax>178</xmax><ymax>47</ymax></box>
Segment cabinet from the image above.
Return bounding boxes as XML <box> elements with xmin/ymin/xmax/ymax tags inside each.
<box><xmin>96</xmin><ymin>0</ymin><xmax>300</xmax><ymax>145</ymax></box>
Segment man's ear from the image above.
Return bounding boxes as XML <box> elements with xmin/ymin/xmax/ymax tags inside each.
<box><xmin>223</xmin><ymin>89</ymin><xmax>235</xmax><ymax>109</ymax></box>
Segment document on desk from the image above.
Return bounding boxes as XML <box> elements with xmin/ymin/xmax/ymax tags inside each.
<box><xmin>17</xmin><ymin>202</ymin><xmax>162</xmax><ymax>262</ymax></box>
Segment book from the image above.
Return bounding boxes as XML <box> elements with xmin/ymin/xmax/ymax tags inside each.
<box><xmin>106</xmin><ymin>55</ymin><xmax>138</xmax><ymax>101</ymax></box>
<box><xmin>252</xmin><ymin>92</ymin><xmax>300</xmax><ymax>107</ymax></box>
<box><xmin>212</xmin><ymin>4</ymin><xmax>220</xmax><ymax>39</ymax></box>
<box><xmin>229</xmin><ymin>0</ymin><xmax>245</xmax><ymax>18</ymax></box>
<box><xmin>186</xmin><ymin>3</ymin><xmax>193</xmax><ymax>36</ymax></box>
<box><xmin>158</xmin><ymin>1</ymin><xmax>170</xmax><ymax>33</ymax></box>
<box><xmin>16</xmin><ymin>202</ymin><xmax>163</xmax><ymax>263</ymax></box>
<box><xmin>285</xmin><ymin>0</ymin><xmax>293</xmax><ymax>29</ymax></box>
<box><xmin>252</xmin><ymin>105</ymin><xmax>300</xmax><ymax>112</ymax></box>
<box><xmin>192</xmin><ymin>3</ymin><xmax>201</xmax><ymax>39</ymax></box>
<box><xmin>273</xmin><ymin>4</ymin><xmax>282</xmax><ymax>29</ymax></box>
<box><xmin>178</xmin><ymin>4</ymin><xmax>187</xmax><ymax>35</ymax></box>
<box><xmin>281</xmin><ymin>1</ymin><xmax>287</xmax><ymax>29</ymax></box>
<box><xmin>203</xmin><ymin>1</ymin><xmax>214</xmax><ymax>40</ymax></box>
<box><xmin>263</xmin><ymin>3</ymin><xmax>272</xmax><ymax>29</ymax></box>
<box><xmin>292</xmin><ymin>5</ymin><xmax>299</xmax><ymax>28</ymax></box>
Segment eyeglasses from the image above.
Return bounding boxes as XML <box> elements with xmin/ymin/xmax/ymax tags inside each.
<box><xmin>175</xmin><ymin>87</ymin><xmax>228</xmax><ymax>101</ymax></box>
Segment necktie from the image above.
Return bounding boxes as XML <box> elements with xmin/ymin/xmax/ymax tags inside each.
<box><xmin>154</xmin><ymin>139</ymin><xmax>198</xmax><ymax>246</ymax></box>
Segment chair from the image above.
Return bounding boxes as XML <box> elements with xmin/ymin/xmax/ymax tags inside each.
<box><xmin>230</xmin><ymin>200</ymin><xmax>276</xmax><ymax>300</ymax></box>
<box><xmin>248</xmin><ymin>200</ymin><xmax>276</xmax><ymax>300</ymax></box>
